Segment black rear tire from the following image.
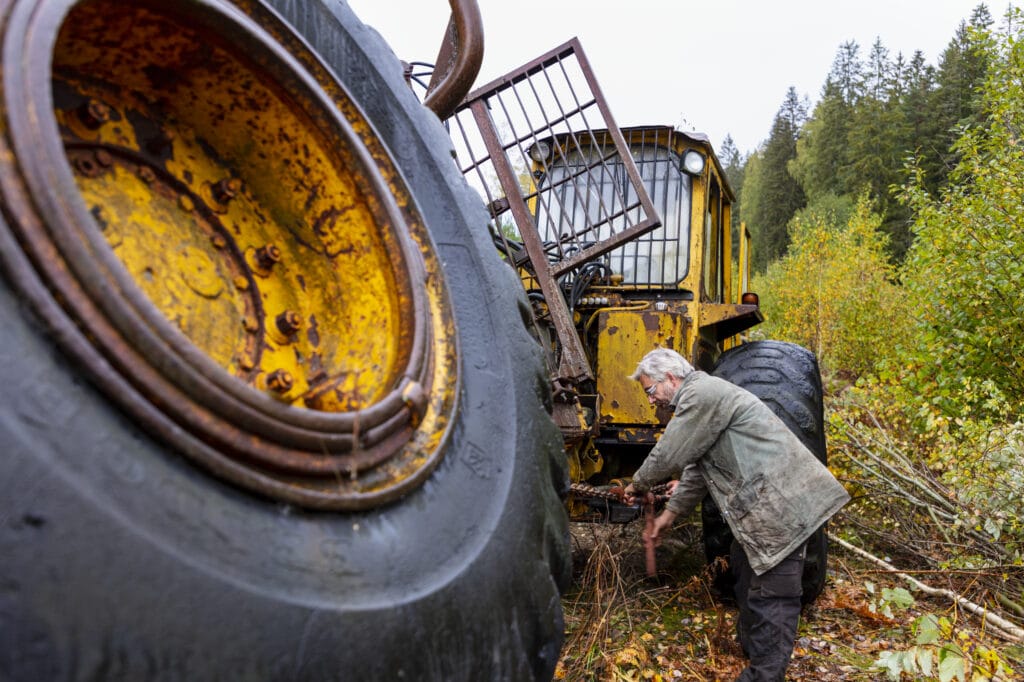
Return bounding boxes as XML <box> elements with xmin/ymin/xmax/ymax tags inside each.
<box><xmin>704</xmin><ymin>340</ymin><xmax>829</xmax><ymax>604</ymax></box>
<box><xmin>0</xmin><ymin>1</ymin><xmax>569</xmax><ymax>680</ymax></box>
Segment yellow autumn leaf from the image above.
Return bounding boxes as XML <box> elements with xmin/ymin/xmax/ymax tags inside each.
<box><xmin>614</xmin><ymin>646</ymin><xmax>642</xmax><ymax>667</ymax></box>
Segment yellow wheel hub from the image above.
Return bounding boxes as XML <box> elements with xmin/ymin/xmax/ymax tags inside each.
<box><xmin>0</xmin><ymin>0</ymin><xmax>458</xmax><ymax>509</ymax></box>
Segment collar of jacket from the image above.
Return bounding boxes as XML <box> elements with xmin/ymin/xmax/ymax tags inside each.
<box><xmin>668</xmin><ymin>370</ymin><xmax>704</xmax><ymax>409</ymax></box>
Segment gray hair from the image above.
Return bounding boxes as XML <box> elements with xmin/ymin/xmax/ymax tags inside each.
<box><xmin>629</xmin><ymin>347</ymin><xmax>694</xmax><ymax>382</ymax></box>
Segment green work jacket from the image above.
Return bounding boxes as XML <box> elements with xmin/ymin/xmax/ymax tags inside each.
<box><xmin>631</xmin><ymin>371</ymin><xmax>849</xmax><ymax>575</ymax></box>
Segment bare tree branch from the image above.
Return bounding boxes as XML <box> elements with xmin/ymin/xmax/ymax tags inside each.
<box><xmin>831</xmin><ymin>534</ymin><xmax>1024</xmax><ymax>643</ymax></box>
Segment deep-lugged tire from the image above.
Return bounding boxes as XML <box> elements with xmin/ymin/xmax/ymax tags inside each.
<box><xmin>0</xmin><ymin>1</ymin><xmax>570</xmax><ymax>680</ymax></box>
<box><xmin>704</xmin><ymin>340</ymin><xmax>829</xmax><ymax>604</ymax></box>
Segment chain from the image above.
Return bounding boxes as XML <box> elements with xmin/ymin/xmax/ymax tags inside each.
<box><xmin>568</xmin><ymin>481</ymin><xmax>671</xmax><ymax>503</ymax></box>
<box><xmin>569</xmin><ymin>481</ymin><xmax>670</xmax><ymax>576</ymax></box>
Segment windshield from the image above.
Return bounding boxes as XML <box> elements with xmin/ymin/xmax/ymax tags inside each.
<box><xmin>534</xmin><ymin>143</ymin><xmax>691</xmax><ymax>286</ymax></box>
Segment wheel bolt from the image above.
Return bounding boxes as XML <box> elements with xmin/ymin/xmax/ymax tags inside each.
<box><xmin>77</xmin><ymin>99</ymin><xmax>111</xmax><ymax>129</ymax></box>
<box><xmin>255</xmin><ymin>244</ymin><xmax>282</xmax><ymax>271</ymax></box>
<box><xmin>275</xmin><ymin>310</ymin><xmax>302</xmax><ymax>336</ymax></box>
<box><xmin>212</xmin><ymin>178</ymin><xmax>241</xmax><ymax>204</ymax></box>
<box><xmin>73</xmin><ymin>155</ymin><xmax>101</xmax><ymax>178</ymax></box>
<box><xmin>267</xmin><ymin>369</ymin><xmax>294</xmax><ymax>393</ymax></box>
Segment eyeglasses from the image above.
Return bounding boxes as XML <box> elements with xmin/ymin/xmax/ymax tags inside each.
<box><xmin>644</xmin><ymin>381</ymin><xmax>661</xmax><ymax>397</ymax></box>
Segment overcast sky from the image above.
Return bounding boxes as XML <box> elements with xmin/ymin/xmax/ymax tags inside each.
<box><xmin>348</xmin><ymin>0</ymin><xmax>997</xmax><ymax>155</ymax></box>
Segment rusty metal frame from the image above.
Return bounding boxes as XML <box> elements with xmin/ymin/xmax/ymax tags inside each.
<box><xmin>448</xmin><ymin>39</ymin><xmax>660</xmax><ymax>384</ymax></box>
<box><xmin>423</xmin><ymin>0</ymin><xmax>484</xmax><ymax>120</ymax></box>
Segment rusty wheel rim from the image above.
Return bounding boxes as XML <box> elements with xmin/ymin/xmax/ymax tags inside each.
<box><xmin>0</xmin><ymin>0</ymin><xmax>459</xmax><ymax>509</ymax></box>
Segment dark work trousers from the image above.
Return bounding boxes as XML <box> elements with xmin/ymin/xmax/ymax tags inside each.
<box><xmin>730</xmin><ymin>539</ymin><xmax>806</xmax><ymax>682</ymax></box>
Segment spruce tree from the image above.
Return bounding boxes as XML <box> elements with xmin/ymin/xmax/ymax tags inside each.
<box><xmin>930</xmin><ymin>5</ymin><xmax>994</xmax><ymax>182</ymax></box>
<box><xmin>749</xmin><ymin>87</ymin><xmax>807</xmax><ymax>271</ymax></box>
<box><xmin>719</xmin><ymin>134</ymin><xmax>745</xmax><ymax>261</ymax></box>
<box><xmin>791</xmin><ymin>43</ymin><xmax>860</xmax><ymax>203</ymax></box>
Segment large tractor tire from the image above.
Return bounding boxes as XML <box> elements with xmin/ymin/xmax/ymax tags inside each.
<box><xmin>0</xmin><ymin>1</ymin><xmax>570</xmax><ymax>680</ymax></box>
<box><xmin>704</xmin><ymin>340</ymin><xmax>830</xmax><ymax>604</ymax></box>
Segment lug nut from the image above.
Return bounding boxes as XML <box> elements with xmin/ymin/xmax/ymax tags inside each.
<box><xmin>72</xmin><ymin>154</ymin><xmax>102</xmax><ymax>178</ymax></box>
<box><xmin>267</xmin><ymin>369</ymin><xmax>294</xmax><ymax>393</ymax></box>
<box><xmin>275</xmin><ymin>310</ymin><xmax>302</xmax><ymax>336</ymax></box>
<box><xmin>212</xmin><ymin>178</ymin><xmax>242</xmax><ymax>204</ymax></box>
<box><xmin>77</xmin><ymin>99</ymin><xmax>111</xmax><ymax>129</ymax></box>
<box><xmin>137</xmin><ymin>166</ymin><xmax>156</xmax><ymax>184</ymax></box>
<box><xmin>255</xmin><ymin>244</ymin><xmax>282</xmax><ymax>271</ymax></box>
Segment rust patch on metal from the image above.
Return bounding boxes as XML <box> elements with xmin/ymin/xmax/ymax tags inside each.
<box><xmin>641</xmin><ymin>311</ymin><xmax>662</xmax><ymax>333</ymax></box>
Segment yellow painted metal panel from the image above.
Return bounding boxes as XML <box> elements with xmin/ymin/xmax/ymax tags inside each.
<box><xmin>595</xmin><ymin>308</ymin><xmax>688</xmax><ymax>426</ymax></box>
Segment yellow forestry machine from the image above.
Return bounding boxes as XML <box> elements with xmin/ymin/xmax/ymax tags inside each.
<box><xmin>445</xmin><ymin>39</ymin><xmax>831</xmax><ymax>601</ymax></box>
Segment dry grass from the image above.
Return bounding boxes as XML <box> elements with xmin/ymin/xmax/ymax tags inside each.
<box><xmin>557</xmin><ymin>521</ymin><xmax>748</xmax><ymax>680</ymax></box>
<box><xmin>553</xmin><ymin>518</ymin><xmax>1020</xmax><ymax>681</ymax></box>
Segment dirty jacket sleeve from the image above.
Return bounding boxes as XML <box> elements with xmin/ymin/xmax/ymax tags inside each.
<box><xmin>667</xmin><ymin>464</ymin><xmax>707</xmax><ymax>518</ymax></box>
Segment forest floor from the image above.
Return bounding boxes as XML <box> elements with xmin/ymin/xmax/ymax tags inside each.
<box><xmin>555</xmin><ymin>519</ymin><xmax>1024</xmax><ymax>681</ymax></box>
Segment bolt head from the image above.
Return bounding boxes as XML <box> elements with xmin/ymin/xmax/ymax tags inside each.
<box><xmin>275</xmin><ymin>310</ymin><xmax>302</xmax><ymax>335</ymax></box>
<box><xmin>267</xmin><ymin>369</ymin><xmax>294</xmax><ymax>393</ymax></box>
<box><xmin>78</xmin><ymin>99</ymin><xmax>111</xmax><ymax>129</ymax></box>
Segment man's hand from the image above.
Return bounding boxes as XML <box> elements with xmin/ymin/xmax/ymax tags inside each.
<box><xmin>625</xmin><ymin>480</ymin><xmax>679</xmax><ymax>505</ymax></box>
<box><xmin>622</xmin><ymin>484</ymin><xmax>653</xmax><ymax>506</ymax></box>
<box><xmin>644</xmin><ymin>509</ymin><xmax>678</xmax><ymax>550</ymax></box>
